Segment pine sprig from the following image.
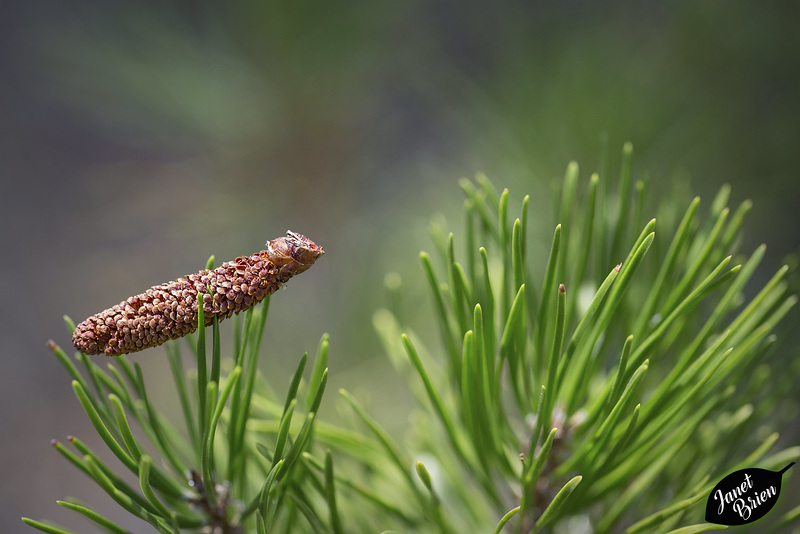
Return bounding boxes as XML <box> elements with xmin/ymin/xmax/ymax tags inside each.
<box><xmin>35</xmin><ymin>298</ymin><xmax>330</xmax><ymax>534</ymax></box>
<box><xmin>28</xmin><ymin>144</ymin><xmax>798</xmax><ymax>533</ymax></box>
<box><xmin>370</xmin><ymin>144</ymin><xmax>797</xmax><ymax>532</ymax></box>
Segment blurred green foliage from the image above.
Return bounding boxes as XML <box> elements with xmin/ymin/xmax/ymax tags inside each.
<box><xmin>12</xmin><ymin>0</ymin><xmax>799</xmax><ymax>368</ymax></box>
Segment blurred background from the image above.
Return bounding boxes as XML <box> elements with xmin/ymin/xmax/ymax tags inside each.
<box><xmin>1</xmin><ymin>1</ymin><xmax>798</xmax><ymax>532</ymax></box>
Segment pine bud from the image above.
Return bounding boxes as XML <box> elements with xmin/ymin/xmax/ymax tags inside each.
<box><xmin>72</xmin><ymin>231</ymin><xmax>323</xmax><ymax>356</ymax></box>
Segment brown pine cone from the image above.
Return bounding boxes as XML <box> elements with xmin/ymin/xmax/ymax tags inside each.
<box><xmin>72</xmin><ymin>231</ymin><xmax>323</xmax><ymax>356</ymax></box>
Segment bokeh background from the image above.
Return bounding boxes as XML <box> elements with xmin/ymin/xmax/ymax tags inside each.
<box><xmin>2</xmin><ymin>1</ymin><xmax>798</xmax><ymax>532</ymax></box>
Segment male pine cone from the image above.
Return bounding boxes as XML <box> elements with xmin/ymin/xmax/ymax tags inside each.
<box><xmin>72</xmin><ymin>231</ymin><xmax>324</xmax><ymax>356</ymax></box>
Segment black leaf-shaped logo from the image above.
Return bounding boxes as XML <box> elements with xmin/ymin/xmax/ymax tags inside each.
<box><xmin>705</xmin><ymin>462</ymin><xmax>794</xmax><ymax>525</ymax></box>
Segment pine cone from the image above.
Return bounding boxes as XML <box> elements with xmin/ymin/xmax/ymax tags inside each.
<box><xmin>72</xmin><ymin>231</ymin><xmax>323</xmax><ymax>356</ymax></box>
